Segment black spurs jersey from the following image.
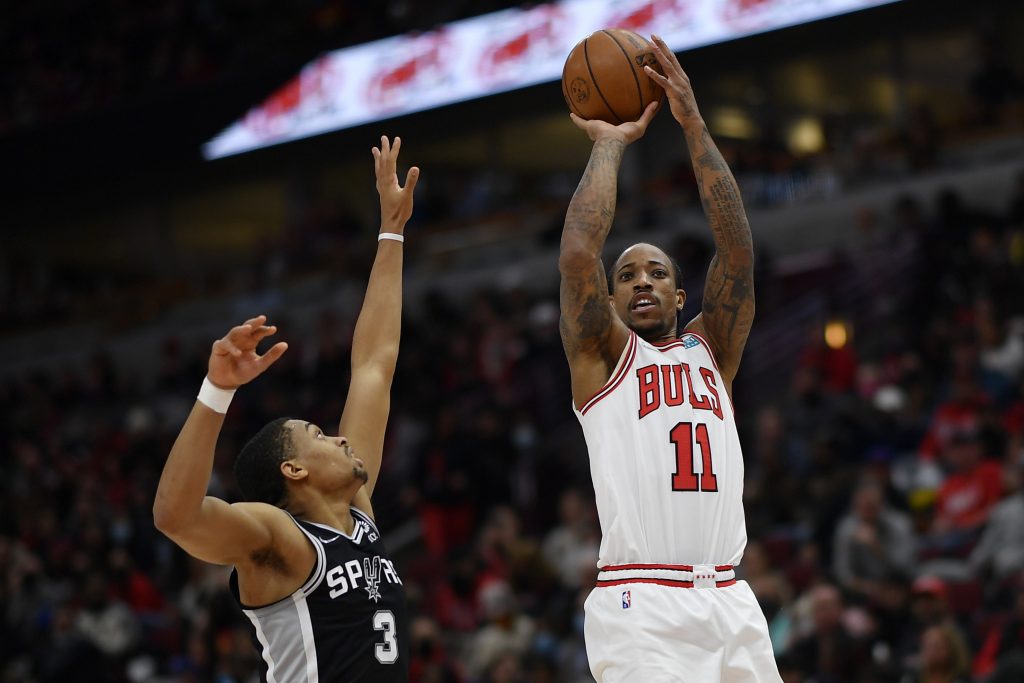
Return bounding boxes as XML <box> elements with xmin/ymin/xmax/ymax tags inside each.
<box><xmin>230</xmin><ymin>507</ymin><xmax>409</xmax><ymax>683</ymax></box>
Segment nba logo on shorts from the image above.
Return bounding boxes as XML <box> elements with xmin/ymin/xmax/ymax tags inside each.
<box><xmin>621</xmin><ymin>590</ymin><xmax>631</xmax><ymax>609</ymax></box>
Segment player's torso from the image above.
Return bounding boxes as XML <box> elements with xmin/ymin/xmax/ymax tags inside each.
<box><xmin>232</xmin><ymin>509</ymin><xmax>409</xmax><ymax>683</ymax></box>
<box><xmin>575</xmin><ymin>331</ymin><xmax>747</xmax><ymax>567</ymax></box>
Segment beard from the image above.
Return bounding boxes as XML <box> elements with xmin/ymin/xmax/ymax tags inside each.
<box><xmin>626</xmin><ymin>311</ymin><xmax>677</xmax><ymax>339</ymax></box>
<box><xmin>354</xmin><ymin>466</ymin><xmax>369</xmax><ymax>484</ymax></box>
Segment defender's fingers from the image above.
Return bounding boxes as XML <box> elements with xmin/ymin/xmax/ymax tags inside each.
<box><xmin>213</xmin><ymin>338</ymin><xmax>242</xmax><ymax>357</ymax></box>
<box><xmin>242</xmin><ymin>315</ymin><xmax>267</xmax><ymax>328</ymax></box>
<box><xmin>381</xmin><ymin>135</ymin><xmax>391</xmax><ymax>155</ymax></box>
<box><xmin>226</xmin><ymin>324</ymin><xmax>253</xmax><ymax>341</ymax></box>
<box><xmin>258</xmin><ymin>341</ymin><xmax>289</xmax><ymax>368</ymax></box>
<box><xmin>253</xmin><ymin>324</ymin><xmax>278</xmax><ymax>341</ymax></box>
<box><xmin>382</xmin><ymin>136</ymin><xmax>397</xmax><ymax>175</ymax></box>
<box><xmin>403</xmin><ymin>166</ymin><xmax>420</xmax><ymax>193</ymax></box>
<box><xmin>392</xmin><ymin>136</ymin><xmax>401</xmax><ymax>158</ymax></box>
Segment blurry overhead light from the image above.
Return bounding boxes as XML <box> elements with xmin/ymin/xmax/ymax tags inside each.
<box><xmin>824</xmin><ymin>319</ymin><xmax>851</xmax><ymax>349</ymax></box>
<box><xmin>786</xmin><ymin>116</ymin><xmax>825</xmax><ymax>154</ymax></box>
<box><xmin>709</xmin><ymin>107</ymin><xmax>758</xmax><ymax>140</ymax></box>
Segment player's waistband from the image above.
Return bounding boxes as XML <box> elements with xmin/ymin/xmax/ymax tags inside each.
<box><xmin>596</xmin><ymin>563</ymin><xmax>736</xmax><ymax>589</ymax></box>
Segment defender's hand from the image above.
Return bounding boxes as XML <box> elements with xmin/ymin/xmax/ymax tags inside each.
<box><xmin>644</xmin><ymin>34</ymin><xmax>702</xmax><ymax>127</ymax></box>
<box><xmin>208</xmin><ymin>315</ymin><xmax>288</xmax><ymax>390</ymax></box>
<box><xmin>570</xmin><ymin>101</ymin><xmax>659</xmax><ymax>144</ymax></box>
<box><xmin>373</xmin><ymin>136</ymin><xmax>419</xmax><ymax>231</ymax></box>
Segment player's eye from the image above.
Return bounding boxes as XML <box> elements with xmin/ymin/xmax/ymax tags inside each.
<box><xmin>316</xmin><ymin>430</ymin><xmax>325</xmax><ymax>439</ymax></box>
<box><xmin>653</xmin><ymin>269</ymin><xmax>667</xmax><ymax>277</ymax></box>
<box><xmin>619</xmin><ymin>272</ymin><xmax>632</xmax><ymax>281</ymax></box>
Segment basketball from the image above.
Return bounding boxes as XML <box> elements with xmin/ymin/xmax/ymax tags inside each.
<box><xmin>561</xmin><ymin>29</ymin><xmax>664</xmax><ymax>124</ymax></box>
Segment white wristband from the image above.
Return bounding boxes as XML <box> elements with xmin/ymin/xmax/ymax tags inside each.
<box><xmin>378</xmin><ymin>232</ymin><xmax>405</xmax><ymax>243</ymax></box>
<box><xmin>197</xmin><ymin>376</ymin><xmax>237</xmax><ymax>414</ymax></box>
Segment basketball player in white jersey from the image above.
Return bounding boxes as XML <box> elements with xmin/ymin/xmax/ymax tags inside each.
<box><xmin>153</xmin><ymin>136</ymin><xmax>417</xmax><ymax>682</ymax></box>
<box><xmin>559</xmin><ymin>36</ymin><xmax>781</xmax><ymax>682</ymax></box>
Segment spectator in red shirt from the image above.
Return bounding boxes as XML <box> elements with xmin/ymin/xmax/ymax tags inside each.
<box><xmin>930</xmin><ymin>428</ymin><xmax>1004</xmax><ymax>555</ymax></box>
<box><xmin>918</xmin><ymin>377</ymin><xmax>990</xmax><ymax>460</ymax></box>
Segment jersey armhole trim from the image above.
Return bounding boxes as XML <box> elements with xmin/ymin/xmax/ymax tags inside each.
<box><xmin>685</xmin><ymin>330</ymin><xmax>737</xmax><ymax>417</ymax></box>
<box><xmin>231</xmin><ymin>519</ymin><xmax>326</xmax><ymax>611</ymax></box>
<box><xmin>578</xmin><ymin>332</ymin><xmax>637</xmax><ymax>416</ymax></box>
<box><xmin>684</xmin><ymin>330</ymin><xmax>723</xmax><ymax>375</ymax></box>
<box><xmin>291</xmin><ymin>518</ymin><xmax>328</xmax><ymax>597</ymax></box>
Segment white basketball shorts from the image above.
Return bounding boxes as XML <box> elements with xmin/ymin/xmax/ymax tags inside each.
<box><xmin>584</xmin><ymin>575</ymin><xmax>782</xmax><ymax>683</ymax></box>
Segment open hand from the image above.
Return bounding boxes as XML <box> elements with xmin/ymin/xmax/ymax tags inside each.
<box><xmin>373</xmin><ymin>136</ymin><xmax>419</xmax><ymax>231</ymax></box>
<box><xmin>643</xmin><ymin>34</ymin><xmax>702</xmax><ymax>126</ymax></box>
<box><xmin>208</xmin><ymin>315</ymin><xmax>288</xmax><ymax>390</ymax></box>
<box><xmin>570</xmin><ymin>100</ymin><xmax>659</xmax><ymax>144</ymax></box>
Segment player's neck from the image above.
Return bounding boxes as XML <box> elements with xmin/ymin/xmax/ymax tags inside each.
<box><xmin>291</xmin><ymin>495</ymin><xmax>358</xmax><ymax>536</ymax></box>
<box><xmin>638</xmin><ymin>328</ymin><xmax>679</xmax><ymax>345</ymax></box>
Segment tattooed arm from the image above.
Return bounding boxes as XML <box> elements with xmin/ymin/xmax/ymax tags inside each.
<box><xmin>559</xmin><ymin>103</ymin><xmax>659</xmax><ymax>407</ymax></box>
<box><xmin>645</xmin><ymin>35</ymin><xmax>754</xmax><ymax>389</ymax></box>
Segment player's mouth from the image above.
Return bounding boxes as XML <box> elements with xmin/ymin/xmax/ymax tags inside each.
<box><xmin>631</xmin><ymin>294</ymin><xmax>658</xmax><ymax>312</ymax></box>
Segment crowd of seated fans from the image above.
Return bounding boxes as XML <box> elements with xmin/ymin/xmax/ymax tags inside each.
<box><xmin>1</xmin><ymin>172</ymin><xmax>1023</xmax><ymax>682</ymax></box>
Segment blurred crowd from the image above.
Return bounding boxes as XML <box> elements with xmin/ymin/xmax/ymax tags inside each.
<box><xmin>2</xmin><ymin>157</ymin><xmax>1024</xmax><ymax>683</ymax></box>
<box><xmin>4</xmin><ymin>3</ymin><xmax>1024</xmax><ymax>682</ymax></box>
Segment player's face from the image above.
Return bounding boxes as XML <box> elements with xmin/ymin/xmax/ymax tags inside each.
<box><xmin>610</xmin><ymin>243</ymin><xmax>684</xmax><ymax>339</ymax></box>
<box><xmin>287</xmin><ymin>419</ymin><xmax>368</xmax><ymax>489</ymax></box>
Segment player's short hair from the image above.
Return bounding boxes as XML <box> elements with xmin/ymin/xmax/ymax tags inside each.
<box><xmin>607</xmin><ymin>244</ymin><xmax>685</xmax><ymax>294</ymax></box>
<box><xmin>235</xmin><ymin>417</ymin><xmax>294</xmax><ymax>506</ymax></box>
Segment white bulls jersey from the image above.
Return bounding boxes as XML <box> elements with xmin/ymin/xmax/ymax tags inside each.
<box><xmin>574</xmin><ymin>330</ymin><xmax>747</xmax><ymax>568</ymax></box>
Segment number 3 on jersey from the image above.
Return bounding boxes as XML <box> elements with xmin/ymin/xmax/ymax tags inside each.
<box><xmin>373</xmin><ymin>610</ymin><xmax>398</xmax><ymax>664</ymax></box>
<box><xmin>669</xmin><ymin>422</ymin><xmax>718</xmax><ymax>492</ymax></box>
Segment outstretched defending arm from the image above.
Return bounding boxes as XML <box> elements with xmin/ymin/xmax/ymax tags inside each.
<box><xmin>341</xmin><ymin>136</ymin><xmax>418</xmax><ymax>515</ymax></box>
<box><xmin>559</xmin><ymin>103</ymin><xmax>658</xmax><ymax>406</ymax></box>
<box><xmin>153</xmin><ymin>317</ymin><xmax>289</xmax><ymax>566</ymax></box>
<box><xmin>645</xmin><ymin>36</ymin><xmax>755</xmax><ymax>389</ymax></box>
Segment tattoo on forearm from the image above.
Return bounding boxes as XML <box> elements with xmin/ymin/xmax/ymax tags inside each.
<box><xmin>701</xmin><ymin>255</ymin><xmax>754</xmax><ymax>362</ymax></box>
<box><xmin>559</xmin><ymin>138</ymin><xmax>625</xmax><ymax>361</ymax></box>
<box><xmin>685</xmin><ymin>123</ymin><xmax>755</xmax><ymax>373</ymax></box>
<box><xmin>564</xmin><ymin>139</ymin><xmax>625</xmax><ymax>238</ymax></box>
<box><xmin>707</xmin><ymin>177</ymin><xmax>753</xmax><ymax>248</ymax></box>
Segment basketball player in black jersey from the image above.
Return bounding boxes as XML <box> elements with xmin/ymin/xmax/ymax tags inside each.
<box><xmin>154</xmin><ymin>136</ymin><xmax>418</xmax><ymax>682</ymax></box>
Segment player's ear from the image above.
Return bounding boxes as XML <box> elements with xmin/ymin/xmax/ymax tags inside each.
<box><xmin>280</xmin><ymin>460</ymin><xmax>308</xmax><ymax>482</ymax></box>
<box><xmin>676</xmin><ymin>288</ymin><xmax>686</xmax><ymax>310</ymax></box>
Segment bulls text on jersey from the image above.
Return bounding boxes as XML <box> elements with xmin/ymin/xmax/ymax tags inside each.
<box><xmin>636</xmin><ymin>361</ymin><xmax>724</xmax><ymax>421</ymax></box>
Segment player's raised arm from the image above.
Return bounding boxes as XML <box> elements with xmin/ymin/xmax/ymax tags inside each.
<box><xmin>645</xmin><ymin>35</ymin><xmax>755</xmax><ymax>388</ymax></box>
<box><xmin>153</xmin><ymin>317</ymin><xmax>290</xmax><ymax>565</ymax></box>
<box><xmin>559</xmin><ymin>103</ymin><xmax>658</xmax><ymax>406</ymax></box>
<box><xmin>340</xmin><ymin>136</ymin><xmax>419</xmax><ymax>512</ymax></box>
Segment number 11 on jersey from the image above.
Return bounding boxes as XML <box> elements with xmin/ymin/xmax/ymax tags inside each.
<box><xmin>669</xmin><ymin>421</ymin><xmax>718</xmax><ymax>492</ymax></box>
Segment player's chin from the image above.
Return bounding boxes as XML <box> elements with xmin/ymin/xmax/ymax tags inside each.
<box><xmin>627</xmin><ymin>313</ymin><xmax>671</xmax><ymax>334</ymax></box>
<box><xmin>355</xmin><ymin>467</ymin><xmax>369</xmax><ymax>484</ymax></box>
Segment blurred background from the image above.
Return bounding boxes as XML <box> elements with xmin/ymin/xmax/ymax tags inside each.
<box><xmin>3</xmin><ymin>0</ymin><xmax>1024</xmax><ymax>681</ymax></box>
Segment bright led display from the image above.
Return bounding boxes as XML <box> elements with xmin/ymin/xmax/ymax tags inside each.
<box><xmin>203</xmin><ymin>0</ymin><xmax>900</xmax><ymax>159</ymax></box>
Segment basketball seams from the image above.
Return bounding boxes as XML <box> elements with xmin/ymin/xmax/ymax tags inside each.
<box><xmin>601</xmin><ymin>29</ymin><xmax>645</xmax><ymax>119</ymax></box>
<box><xmin>583</xmin><ymin>36</ymin><xmax>624</xmax><ymax>124</ymax></box>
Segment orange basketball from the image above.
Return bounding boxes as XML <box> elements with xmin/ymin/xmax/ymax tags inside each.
<box><xmin>561</xmin><ymin>29</ymin><xmax>664</xmax><ymax>124</ymax></box>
